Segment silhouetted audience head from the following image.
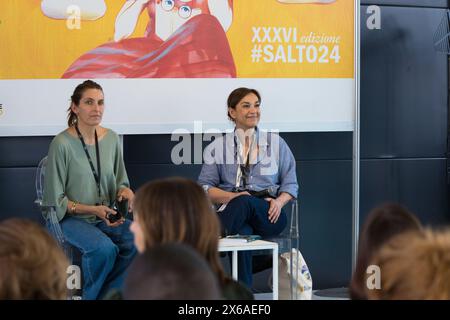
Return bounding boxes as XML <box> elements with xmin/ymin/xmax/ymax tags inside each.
<box><xmin>123</xmin><ymin>243</ymin><xmax>222</xmax><ymax>300</ymax></box>
<box><xmin>349</xmin><ymin>203</ymin><xmax>422</xmax><ymax>299</ymax></box>
<box><xmin>366</xmin><ymin>229</ymin><xmax>450</xmax><ymax>300</ymax></box>
<box><xmin>0</xmin><ymin>218</ymin><xmax>69</xmax><ymax>299</ymax></box>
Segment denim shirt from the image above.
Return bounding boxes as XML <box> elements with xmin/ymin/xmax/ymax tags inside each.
<box><xmin>198</xmin><ymin>128</ymin><xmax>298</xmax><ymax>199</ymax></box>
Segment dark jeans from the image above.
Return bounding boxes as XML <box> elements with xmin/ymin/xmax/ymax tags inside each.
<box><xmin>60</xmin><ymin>216</ymin><xmax>137</xmax><ymax>300</ymax></box>
<box><xmin>219</xmin><ymin>195</ymin><xmax>287</xmax><ymax>288</ymax></box>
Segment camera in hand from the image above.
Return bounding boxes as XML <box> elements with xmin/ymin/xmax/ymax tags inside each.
<box><xmin>233</xmin><ymin>186</ymin><xmax>277</xmax><ymax>199</ymax></box>
<box><xmin>248</xmin><ymin>189</ymin><xmax>276</xmax><ymax>199</ymax></box>
<box><xmin>107</xmin><ymin>199</ymin><xmax>128</xmax><ymax>223</ymax></box>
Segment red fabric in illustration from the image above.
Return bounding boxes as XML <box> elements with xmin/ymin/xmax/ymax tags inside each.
<box><xmin>62</xmin><ymin>12</ymin><xmax>236</xmax><ymax>78</ymax></box>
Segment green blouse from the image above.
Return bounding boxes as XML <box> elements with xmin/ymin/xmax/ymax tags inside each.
<box><xmin>43</xmin><ymin>129</ymin><xmax>130</xmax><ymax>223</ymax></box>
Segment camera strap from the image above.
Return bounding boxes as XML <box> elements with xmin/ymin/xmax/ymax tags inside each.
<box><xmin>75</xmin><ymin>124</ymin><xmax>102</xmax><ymax>205</ymax></box>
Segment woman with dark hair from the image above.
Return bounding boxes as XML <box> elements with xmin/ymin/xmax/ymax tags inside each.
<box><xmin>349</xmin><ymin>203</ymin><xmax>422</xmax><ymax>300</ymax></box>
<box><xmin>198</xmin><ymin>87</ymin><xmax>298</xmax><ymax>288</ymax></box>
<box><xmin>130</xmin><ymin>177</ymin><xmax>253</xmax><ymax>300</ymax></box>
<box><xmin>43</xmin><ymin>80</ymin><xmax>137</xmax><ymax>300</ymax></box>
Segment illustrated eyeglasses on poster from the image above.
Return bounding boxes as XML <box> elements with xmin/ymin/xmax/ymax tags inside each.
<box><xmin>0</xmin><ymin>0</ymin><xmax>355</xmax><ymax>136</ymax></box>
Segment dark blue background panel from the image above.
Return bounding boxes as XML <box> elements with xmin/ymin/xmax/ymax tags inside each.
<box><xmin>124</xmin><ymin>132</ymin><xmax>353</xmax><ymax>164</ymax></box>
<box><xmin>360</xmin><ymin>158</ymin><xmax>450</xmax><ymax>228</ymax></box>
<box><xmin>298</xmin><ymin>160</ymin><xmax>352</xmax><ymax>289</ymax></box>
<box><xmin>0</xmin><ymin>167</ymin><xmax>44</xmax><ymax>224</ymax></box>
<box><xmin>127</xmin><ymin>164</ymin><xmax>202</xmax><ymax>190</ymax></box>
<box><xmin>361</xmin><ymin>5</ymin><xmax>448</xmax><ymax>158</ymax></box>
<box><xmin>0</xmin><ymin>136</ymin><xmax>52</xmax><ymax>167</ymax></box>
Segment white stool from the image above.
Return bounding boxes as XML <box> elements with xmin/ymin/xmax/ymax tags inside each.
<box><xmin>219</xmin><ymin>239</ymin><xmax>279</xmax><ymax>300</ymax></box>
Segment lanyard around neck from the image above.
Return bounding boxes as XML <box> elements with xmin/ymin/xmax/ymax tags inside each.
<box><xmin>75</xmin><ymin>125</ymin><xmax>102</xmax><ymax>202</ymax></box>
<box><xmin>234</xmin><ymin>132</ymin><xmax>256</xmax><ymax>188</ymax></box>
<box><xmin>236</xmin><ymin>132</ymin><xmax>256</xmax><ymax>165</ymax></box>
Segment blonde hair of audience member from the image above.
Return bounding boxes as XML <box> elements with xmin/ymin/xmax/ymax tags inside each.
<box><xmin>349</xmin><ymin>203</ymin><xmax>422</xmax><ymax>299</ymax></box>
<box><xmin>0</xmin><ymin>218</ymin><xmax>69</xmax><ymax>299</ymax></box>
<box><xmin>366</xmin><ymin>229</ymin><xmax>450</xmax><ymax>300</ymax></box>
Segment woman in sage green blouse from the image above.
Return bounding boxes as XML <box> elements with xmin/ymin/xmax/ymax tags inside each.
<box><xmin>43</xmin><ymin>80</ymin><xmax>136</xmax><ymax>300</ymax></box>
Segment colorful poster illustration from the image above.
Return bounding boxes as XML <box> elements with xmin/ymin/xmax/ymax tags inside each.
<box><xmin>0</xmin><ymin>0</ymin><xmax>352</xmax><ymax>79</ymax></box>
<box><xmin>0</xmin><ymin>0</ymin><xmax>355</xmax><ymax>136</ymax></box>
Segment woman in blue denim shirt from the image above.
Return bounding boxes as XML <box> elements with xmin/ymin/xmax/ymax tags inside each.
<box><xmin>198</xmin><ymin>87</ymin><xmax>299</xmax><ymax>288</ymax></box>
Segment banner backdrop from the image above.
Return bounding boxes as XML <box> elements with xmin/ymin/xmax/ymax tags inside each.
<box><xmin>0</xmin><ymin>0</ymin><xmax>355</xmax><ymax>136</ymax></box>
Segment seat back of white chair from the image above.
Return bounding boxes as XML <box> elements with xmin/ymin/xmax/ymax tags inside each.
<box><xmin>35</xmin><ymin>156</ymin><xmax>48</xmax><ymax>208</ymax></box>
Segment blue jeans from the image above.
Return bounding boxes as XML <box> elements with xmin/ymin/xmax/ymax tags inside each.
<box><xmin>60</xmin><ymin>216</ymin><xmax>137</xmax><ymax>300</ymax></box>
<box><xmin>219</xmin><ymin>195</ymin><xmax>287</xmax><ymax>288</ymax></box>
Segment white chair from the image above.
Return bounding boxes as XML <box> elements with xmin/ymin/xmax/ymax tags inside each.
<box><xmin>35</xmin><ymin>155</ymin><xmax>82</xmax><ymax>299</ymax></box>
<box><xmin>263</xmin><ymin>199</ymin><xmax>300</xmax><ymax>300</ymax></box>
<box><xmin>35</xmin><ymin>156</ymin><xmax>66</xmax><ymax>250</ymax></box>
